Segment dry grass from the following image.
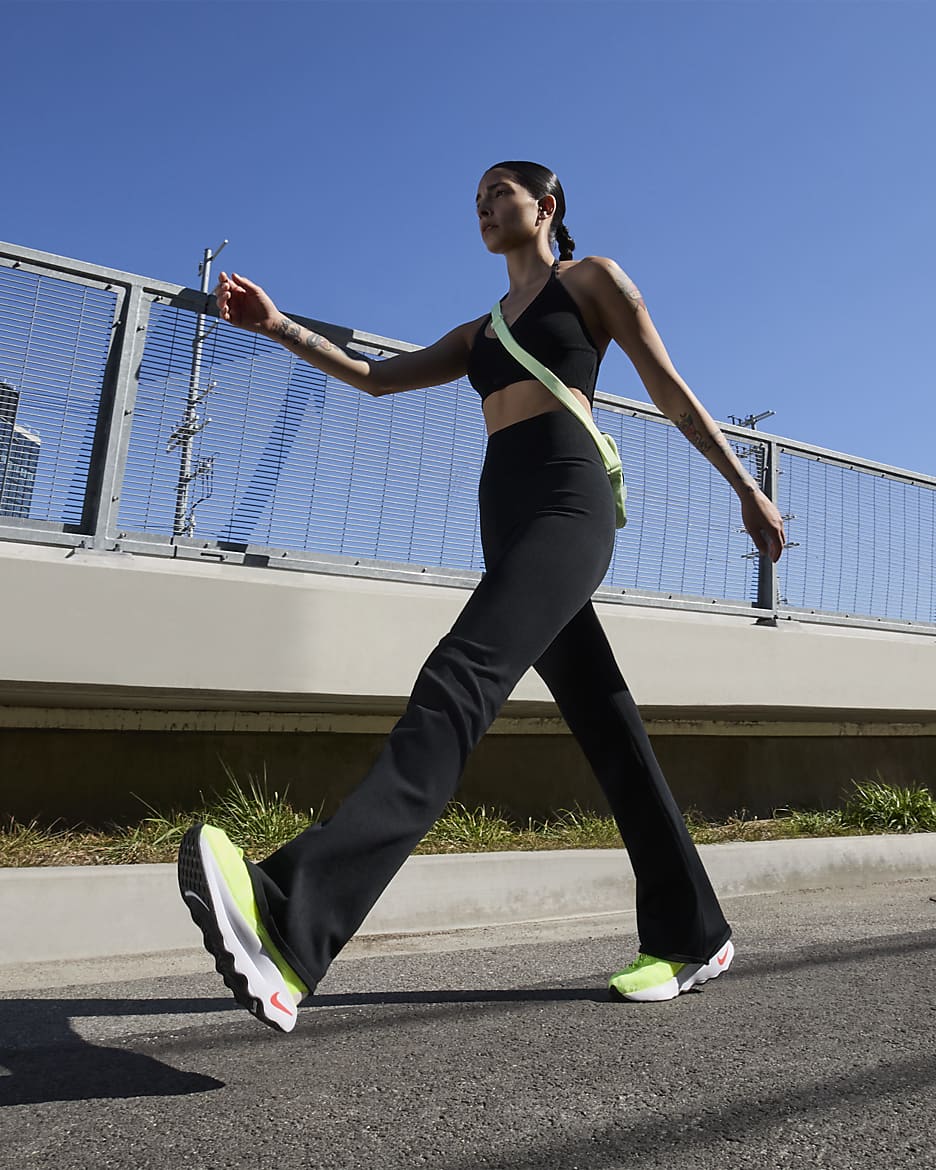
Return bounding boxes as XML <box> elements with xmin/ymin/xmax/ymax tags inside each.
<box><xmin>0</xmin><ymin>818</ymin><xmax>182</xmax><ymax>868</ymax></box>
<box><xmin>3</xmin><ymin>778</ymin><xmax>932</xmax><ymax>868</ymax></box>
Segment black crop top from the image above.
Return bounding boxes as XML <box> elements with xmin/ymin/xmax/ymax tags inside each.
<box><xmin>466</xmin><ymin>260</ymin><xmax>601</xmax><ymax>403</ymax></box>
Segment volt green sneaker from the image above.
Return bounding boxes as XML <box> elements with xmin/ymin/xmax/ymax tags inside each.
<box><xmin>178</xmin><ymin>824</ymin><xmax>308</xmax><ymax>1033</ymax></box>
<box><xmin>609</xmin><ymin>940</ymin><xmax>734</xmax><ymax>1002</ymax></box>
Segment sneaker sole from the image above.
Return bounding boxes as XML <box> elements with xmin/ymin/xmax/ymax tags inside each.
<box><xmin>178</xmin><ymin>825</ymin><xmax>298</xmax><ymax>1033</ymax></box>
<box><xmin>610</xmin><ymin>940</ymin><xmax>735</xmax><ymax>1003</ymax></box>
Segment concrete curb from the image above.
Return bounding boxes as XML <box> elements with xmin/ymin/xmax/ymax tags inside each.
<box><xmin>3</xmin><ymin>834</ymin><xmax>935</xmax><ymax>967</ymax></box>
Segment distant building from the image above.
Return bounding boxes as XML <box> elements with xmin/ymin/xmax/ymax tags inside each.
<box><xmin>0</xmin><ymin>382</ymin><xmax>41</xmax><ymax>519</ymax></box>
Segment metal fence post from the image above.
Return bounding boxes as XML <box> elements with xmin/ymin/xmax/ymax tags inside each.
<box><xmin>82</xmin><ymin>282</ymin><xmax>150</xmax><ymax>547</ymax></box>
<box><xmin>756</xmin><ymin>437</ymin><xmax>779</xmax><ymax>617</ymax></box>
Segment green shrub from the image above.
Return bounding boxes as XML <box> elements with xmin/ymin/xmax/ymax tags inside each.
<box><xmin>139</xmin><ymin>760</ymin><xmax>320</xmax><ymax>859</ymax></box>
<box><xmin>840</xmin><ymin>778</ymin><xmax>936</xmax><ymax>834</ymax></box>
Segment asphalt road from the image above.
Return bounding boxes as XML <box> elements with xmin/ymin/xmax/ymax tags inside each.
<box><xmin>2</xmin><ymin>880</ymin><xmax>935</xmax><ymax>1170</ymax></box>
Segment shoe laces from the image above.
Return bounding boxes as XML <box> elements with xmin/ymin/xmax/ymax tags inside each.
<box><xmin>628</xmin><ymin>953</ymin><xmax>664</xmax><ymax>973</ymax></box>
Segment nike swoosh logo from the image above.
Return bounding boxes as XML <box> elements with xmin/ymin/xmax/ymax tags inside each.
<box><xmin>270</xmin><ymin>991</ymin><xmax>295</xmax><ymax>1017</ymax></box>
<box><xmin>717</xmin><ymin>946</ymin><xmax>731</xmax><ymax>967</ymax></box>
<box><xmin>184</xmin><ymin>890</ymin><xmax>211</xmax><ymax>913</ymax></box>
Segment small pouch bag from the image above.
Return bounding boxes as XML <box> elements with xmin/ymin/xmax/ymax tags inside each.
<box><xmin>490</xmin><ymin>299</ymin><xmax>627</xmax><ymax>528</ymax></box>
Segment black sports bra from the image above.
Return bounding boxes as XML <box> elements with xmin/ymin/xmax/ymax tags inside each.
<box><xmin>466</xmin><ymin>260</ymin><xmax>601</xmax><ymax>403</ymax></box>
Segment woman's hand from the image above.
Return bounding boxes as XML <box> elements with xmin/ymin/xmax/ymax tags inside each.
<box><xmin>740</xmin><ymin>488</ymin><xmax>786</xmax><ymax>562</ymax></box>
<box><xmin>214</xmin><ymin>271</ymin><xmax>281</xmax><ymax>336</ymax></box>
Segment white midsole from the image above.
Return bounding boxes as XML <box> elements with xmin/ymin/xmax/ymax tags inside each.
<box><xmin>194</xmin><ymin>832</ymin><xmax>297</xmax><ymax>1029</ymax></box>
<box><xmin>680</xmin><ymin>939</ymin><xmax>735</xmax><ymax>990</ymax></box>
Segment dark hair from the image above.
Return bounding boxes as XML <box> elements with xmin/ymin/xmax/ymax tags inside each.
<box><xmin>487</xmin><ymin>160</ymin><xmax>576</xmax><ymax>260</ymax></box>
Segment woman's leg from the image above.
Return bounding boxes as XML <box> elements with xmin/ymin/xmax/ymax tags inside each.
<box><xmin>249</xmin><ymin>420</ymin><xmax>616</xmax><ymax>992</ymax></box>
<box><xmin>533</xmin><ymin>602</ymin><xmax>731</xmax><ymax>964</ymax></box>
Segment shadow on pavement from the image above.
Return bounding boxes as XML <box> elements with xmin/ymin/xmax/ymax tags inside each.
<box><xmin>310</xmin><ymin>987</ymin><xmax>609</xmax><ymax>1008</ymax></box>
<box><xmin>0</xmin><ymin>996</ymin><xmax>230</xmax><ymax>1106</ymax></box>
<box><xmin>435</xmin><ymin>1051</ymin><xmax>936</xmax><ymax>1170</ymax></box>
<box><xmin>4</xmin><ymin>927</ymin><xmax>934</xmax><ymax>1106</ymax></box>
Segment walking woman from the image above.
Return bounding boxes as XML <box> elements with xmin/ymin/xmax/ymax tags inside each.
<box><xmin>178</xmin><ymin>160</ymin><xmax>785</xmax><ymax>1032</ymax></box>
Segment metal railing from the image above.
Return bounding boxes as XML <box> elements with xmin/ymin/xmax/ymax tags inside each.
<box><xmin>1</xmin><ymin>240</ymin><xmax>933</xmax><ymax>633</ymax></box>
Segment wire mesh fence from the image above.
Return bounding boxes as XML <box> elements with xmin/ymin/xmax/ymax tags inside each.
<box><xmin>598</xmin><ymin>405</ymin><xmax>762</xmax><ymax>603</ymax></box>
<box><xmin>0</xmin><ymin>263</ymin><xmax>116</xmax><ymax>527</ymax></box>
<box><xmin>1</xmin><ymin>241</ymin><xmax>933</xmax><ymax>629</ymax></box>
<box><xmin>120</xmin><ymin>301</ymin><xmax>489</xmax><ymax>570</ymax></box>
<box><xmin>777</xmin><ymin>450</ymin><xmax>935</xmax><ymax>624</ymax></box>
<box><xmin>120</xmin><ymin>307</ymin><xmax>763</xmax><ymax>602</ymax></box>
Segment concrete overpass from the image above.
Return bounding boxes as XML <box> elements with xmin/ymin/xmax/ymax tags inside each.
<box><xmin>2</xmin><ymin>536</ymin><xmax>933</xmax><ymax>824</ymax></box>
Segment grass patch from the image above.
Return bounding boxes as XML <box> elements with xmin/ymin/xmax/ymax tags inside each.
<box><xmin>683</xmin><ymin>808</ymin><xmax>793</xmax><ymax>845</ymax></box>
<box><xmin>841</xmin><ymin>778</ymin><xmax>936</xmax><ymax>833</ymax></box>
<box><xmin>413</xmin><ymin>805</ymin><xmax>623</xmax><ymax>854</ymax></box>
<box><xmin>139</xmin><ymin>762</ymin><xmax>321</xmax><ymax>859</ymax></box>
<box><xmin>0</xmin><ymin>763</ymin><xmax>321</xmax><ymax>868</ymax></box>
<box><xmin>2</xmin><ymin>776</ymin><xmax>934</xmax><ymax>868</ymax></box>
<box><xmin>783</xmin><ymin>808</ymin><xmax>851</xmax><ymax>837</ymax></box>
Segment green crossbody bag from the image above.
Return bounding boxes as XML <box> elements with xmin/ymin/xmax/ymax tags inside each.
<box><xmin>490</xmin><ymin>299</ymin><xmax>627</xmax><ymax>528</ymax></box>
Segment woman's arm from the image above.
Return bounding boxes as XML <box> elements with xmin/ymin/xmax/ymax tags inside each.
<box><xmin>215</xmin><ymin>271</ymin><xmax>472</xmax><ymax>397</ymax></box>
<box><xmin>586</xmin><ymin>256</ymin><xmax>786</xmax><ymax>561</ymax></box>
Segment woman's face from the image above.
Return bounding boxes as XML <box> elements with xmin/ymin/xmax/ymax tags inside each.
<box><xmin>475</xmin><ymin>169</ymin><xmax>540</xmax><ymax>253</ymax></box>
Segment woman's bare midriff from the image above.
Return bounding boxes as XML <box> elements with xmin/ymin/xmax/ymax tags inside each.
<box><xmin>482</xmin><ymin>379</ymin><xmax>593</xmax><ymax>437</ymax></box>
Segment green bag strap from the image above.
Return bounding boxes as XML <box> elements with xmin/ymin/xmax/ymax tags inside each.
<box><xmin>489</xmin><ymin>299</ymin><xmax>622</xmax><ymax>476</ymax></box>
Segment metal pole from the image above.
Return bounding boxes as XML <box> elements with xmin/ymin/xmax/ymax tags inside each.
<box><xmin>0</xmin><ymin>381</ymin><xmax>17</xmax><ymax>509</ymax></box>
<box><xmin>756</xmin><ymin>438</ymin><xmax>780</xmax><ymax>618</ymax></box>
<box><xmin>86</xmin><ymin>284</ymin><xmax>151</xmax><ymax>547</ymax></box>
<box><xmin>171</xmin><ymin>239</ymin><xmax>227</xmax><ymax>536</ymax></box>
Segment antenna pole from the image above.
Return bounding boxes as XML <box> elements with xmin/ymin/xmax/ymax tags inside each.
<box><xmin>170</xmin><ymin>239</ymin><xmax>228</xmax><ymax>536</ymax></box>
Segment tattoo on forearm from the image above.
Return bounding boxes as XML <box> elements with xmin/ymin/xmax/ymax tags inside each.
<box><xmin>677</xmin><ymin>411</ymin><xmax>760</xmax><ymax>494</ymax></box>
<box><xmin>612</xmin><ymin>269</ymin><xmax>645</xmax><ymax>309</ymax></box>
<box><xmin>276</xmin><ymin>317</ymin><xmax>303</xmax><ymax>345</ymax></box>
<box><xmin>676</xmin><ymin>411</ymin><xmax>713</xmax><ymax>454</ymax></box>
<box><xmin>304</xmin><ymin>331</ymin><xmax>334</xmax><ymax>354</ymax></box>
<box><xmin>276</xmin><ymin>316</ymin><xmax>335</xmax><ymax>354</ymax></box>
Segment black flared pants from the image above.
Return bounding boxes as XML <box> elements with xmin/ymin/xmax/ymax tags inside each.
<box><xmin>249</xmin><ymin>410</ymin><xmax>730</xmax><ymax>992</ymax></box>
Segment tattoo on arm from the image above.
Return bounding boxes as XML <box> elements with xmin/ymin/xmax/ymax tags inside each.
<box><xmin>676</xmin><ymin>411</ymin><xmax>713</xmax><ymax>455</ymax></box>
<box><xmin>275</xmin><ymin>316</ymin><xmax>335</xmax><ymax>354</ymax></box>
<box><xmin>276</xmin><ymin>317</ymin><xmax>303</xmax><ymax>345</ymax></box>
<box><xmin>677</xmin><ymin>411</ymin><xmax>760</xmax><ymax>494</ymax></box>
<box><xmin>611</xmin><ymin>268</ymin><xmax>645</xmax><ymax>309</ymax></box>
<box><xmin>304</xmin><ymin>332</ymin><xmax>334</xmax><ymax>354</ymax></box>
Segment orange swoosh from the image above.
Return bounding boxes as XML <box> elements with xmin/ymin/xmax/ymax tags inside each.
<box><xmin>717</xmin><ymin>947</ymin><xmax>731</xmax><ymax>967</ymax></box>
<box><xmin>270</xmin><ymin>991</ymin><xmax>294</xmax><ymax>1017</ymax></box>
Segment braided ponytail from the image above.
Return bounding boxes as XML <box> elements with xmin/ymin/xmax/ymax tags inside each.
<box><xmin>554</xmin><ymin>222</ymin><xmax>576</xmax><ymax>261</ymax></box>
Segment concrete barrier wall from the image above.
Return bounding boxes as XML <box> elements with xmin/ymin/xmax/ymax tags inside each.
<box><xmin>1</xmin><ymin>540</ymin><xmax>934</xmax><ymax>822</ymax></box>
<box><xmin>2</xmin><ymin>540</ymin><xmax>934</xmax><ymax>713</ymax></box>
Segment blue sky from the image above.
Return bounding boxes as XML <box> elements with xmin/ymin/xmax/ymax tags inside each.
<box><xmin>2</xmin><ymin>0</ymin><xmax>934</xmax><ymax>479</ymax></box>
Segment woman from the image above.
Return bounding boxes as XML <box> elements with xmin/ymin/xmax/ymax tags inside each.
<box><xmin>178</xmin><ymin>161</ymin><xmax>786</xmax><ymax>1033</ymax></box>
